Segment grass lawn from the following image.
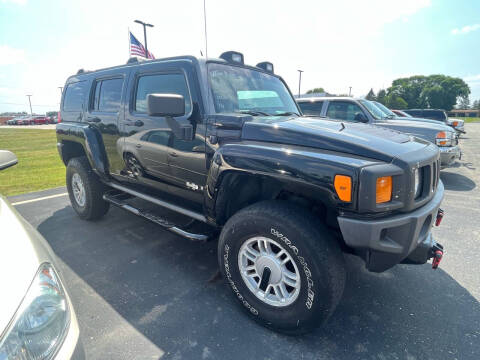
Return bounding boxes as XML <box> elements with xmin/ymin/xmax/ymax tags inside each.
<box><xmin>454</xmin><ymin>117</ymin><xmax>480</xmax><ymax>123</ymax></box>
<box><xmin>0</xmin><ymin>129</ymin><xmax>65</xmax><ymax>196</ymax></box>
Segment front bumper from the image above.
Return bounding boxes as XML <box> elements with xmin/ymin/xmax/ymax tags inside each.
<box><xmin>338</xmin><ymin>181</ymin><xmax>444</xmax><ymax>272</ymax></box>
<box><xmin>439</xmin><ymin>145</ymin><xmax>461</xmax><ymax>168</ymax></box>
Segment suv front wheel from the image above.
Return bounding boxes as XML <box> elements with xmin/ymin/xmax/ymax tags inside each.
<box><xmin>66</xmin><ymin>156</ymin><xmax>110</xmax><ymax>220</ymax></box>
<box><xmin>218</xmin><ymin>200</ymin><xmax>346</xmax><ymax>334</ymax></box>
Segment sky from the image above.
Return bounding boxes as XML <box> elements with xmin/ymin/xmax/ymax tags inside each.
<box><xmin>0</xmin><ymin>0</ymin><xmax>479</xmax><ymax>114</ymax></box>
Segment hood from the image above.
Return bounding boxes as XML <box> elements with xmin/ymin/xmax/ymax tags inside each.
<box><xmin>395</xmin><ymin>116</ymin><xmax>444</xmax><ymax>126</ymax></box>
<box><xmin>0</xmin><ymin>196</ymin><xmax>57</xmax><ymax>334</ymax></box>
<box><xmin>241</xmin><ymin>116</ymin><xmax>429</xmax><ymax>162</ymax></box>
<box><xmin>385</xmin><ymin>118</ymin><xmax>453</xmax><ymax>132</ymax></box>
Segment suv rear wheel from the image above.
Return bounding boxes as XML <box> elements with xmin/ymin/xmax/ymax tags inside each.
<box><xmin>66</xmin><ymin>156</ymin><xmax>109</xmax><ymax>220</ymax></box>
<box><xmin>218</xmin><ymin>200</ymin><xmax>346</xmax><ymax>334</ymax></box>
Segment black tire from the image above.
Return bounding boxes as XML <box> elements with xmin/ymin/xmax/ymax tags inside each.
<box><xmin>218</xmin><ymin>200</ymin><xmax>346</xmax><ymax>335</ymax></box>
<box><xmin>66</xmin><ymin>156</ymin><xmax>110</xmax><ymax>220</ymax></box>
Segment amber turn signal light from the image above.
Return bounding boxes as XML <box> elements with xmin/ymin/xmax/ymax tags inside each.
<box><xmin>376</xmin><ymin>176</ymin><xmax>392</xmax><ymax>203</ymax></box>
<box><xmin>334</xmin><ymin>175</ymin><xmax>352</xmax><ymax>202</ymax></box>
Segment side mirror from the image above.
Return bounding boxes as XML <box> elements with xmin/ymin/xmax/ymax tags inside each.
<box><xmin>0</xmin><ymin>150</ymin><xmax>18</xmax><ymax>171</ymax></box>
<box><xmin>354</xmin><ymin>112</ymin><xmax>368</xmax><ymax>123</ymax></box>
<box><xmin>147</xmin><ymin>93</ymin><xmax>193</xmax><ymax>140</ymax></box>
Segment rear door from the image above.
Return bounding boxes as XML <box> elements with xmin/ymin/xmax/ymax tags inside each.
<box><xmin>87</xmin><ymin>71</ymin><xmax>129</xmax><ymax>179</ymax></box>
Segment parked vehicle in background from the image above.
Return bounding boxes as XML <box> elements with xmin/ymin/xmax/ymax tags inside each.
<box><xmin>56</xmin><ymin>51</ymin><xmax>446</xmax><ymax>334</ymax></box>
<box><xmin>17</xmin><ymin>116</ymin><xmax>33</xmax><ymax>125</ymax></box>
<box><xmin>297</xmin><ymin>97</ymin><xmax>460</xmax><ymax>168</ymax></box>
<box><xmin>32</xmin><ymin>116</ymin><xmax>49</xmax><ymax>125</ymax></box>
<box><xmin>392</xmin><ymin>109</ymin><xmax>412</xmax><ymax>117</ymax></box>
<box><xmin>404</xmin><ymin>109</ymin><xmax>465</xmax><ymax>134</ymax></box>
<box><xmin>0</xmin><ymin>150</ymin><xmax>84</xmax><ymax>359</ymax></box>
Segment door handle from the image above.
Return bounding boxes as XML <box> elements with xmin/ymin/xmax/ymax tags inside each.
<box><xmin>126</xmin><ymin>120</ymin><xmax>144</xmax><ymax>127</ymax></box>
<box><xmin>169</xmin><ymin>152</ymin><xmax>179</xmax><ymax>157</ymax></box>
<box><xmin>135</xmin><ymin>144</ymin><xmax>142</xmax><ymax>149</ymax></box>
<box><xmin>86</xmin><ymin>117</ymin><xmax>101</xmax><ymax>123</ymax></box>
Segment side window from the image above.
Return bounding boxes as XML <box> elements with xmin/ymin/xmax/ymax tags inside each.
<box><xmin>135</xmin><ymin>73</ymin><xmax>192</xmax><ymax>115</ymax></box>
<box><xmin>298</xmin><ymin>101</ymin><xmax>324</xmax><ymax>116</ymax></box>
<box><xmin>408</xmin><ymin>110</ymin><xmax>421</xmax><ymax>117</ymax></box>
<box><xmin>63</xmin><ymin>81</ymin><xmax>88</xmax><ymax>111</ymax></box>
<box><xmin>172</xmin><ymin>134</ymin><xmax>204</xmax><ymax>152</ymax></box>
<box><xmin>144</xmin><ymin>130</ymin><xmax>171</xmax><ymax>146</ymax></box>
<box><xmin>326</xmin><ymin>101</ymin><xmax>364</xmax><ymax>121</ymax></box>
<box><xmin>92</xmin><ymin>78</ymin><xmax>123</xmax><ymax>112</ymax></box>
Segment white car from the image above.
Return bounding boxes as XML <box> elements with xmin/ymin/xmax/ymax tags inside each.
<box><xmin>0</xmin><ymin>150</ymin><xmax>84</xmax><ymax>359</ymax></box>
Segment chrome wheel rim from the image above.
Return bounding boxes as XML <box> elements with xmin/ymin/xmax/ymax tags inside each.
<box><xmin>127</xmin><ymin>156</ymin><xmax>142</xmax><ymax>177</ymax></box>
<box><xmin>71</xmin><ymin>173</ymin><xmax>86</xmax><ymax>207</ymax></box>
<box><xmin>238</xmin><ymin>236</ymin><xmax>301</xmax><ymax>307</ymax></box>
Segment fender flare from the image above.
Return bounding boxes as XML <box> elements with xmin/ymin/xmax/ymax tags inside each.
<box><xmin>56</xmin><ymin>122</ymin><xmax>110</xmax><ymax>181</ymax></box>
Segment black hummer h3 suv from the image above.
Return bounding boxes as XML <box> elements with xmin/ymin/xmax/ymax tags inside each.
<box><xmin>57</xmin><ymin>51</ymin><xmax>445</xmax><ymax>334</ymax></box>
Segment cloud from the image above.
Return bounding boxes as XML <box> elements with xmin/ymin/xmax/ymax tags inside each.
<box><xmin>451</xmin><ymin>23</ymin><xmax>480</xmax><ymax>35</ymax></box>
<box><xmin>0</xmin><ymin>45</ymin><xmax>26</xmax><ymax>65</ymax></box>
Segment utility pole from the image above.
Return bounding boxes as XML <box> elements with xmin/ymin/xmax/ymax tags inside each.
<box><xmin>349</xmin><ymin>86</ymin><xmax>352</xmax><ymax>97</ymax></box>
<box><xmin>58</xmin><ymin>87</ymin><xmax>63</xmax><ymax>96</ymax></box>
<box><xmin>26</xmin><ymin>94</ymin><xmax>33</xmax><ymax>115</ymax></box>
<box><xmin>203</xmin><ymin>0</ymin><xmax>208</xmax><ymax>59</ymax></box>
<box><xmin>297</xmin><ymin>69</ymin><xmax>304</xmax><ymax>97</ymax></box>
<box><xmin>134</xmin><ymin>20</ymin><xmax>154</xmax><ymax>58</ymax></box>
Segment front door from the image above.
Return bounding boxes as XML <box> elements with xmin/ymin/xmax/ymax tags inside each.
<box><xmin>120</xmin><ymin>61</ymin><xmax>204</xmax><ymax>201</ymax></box>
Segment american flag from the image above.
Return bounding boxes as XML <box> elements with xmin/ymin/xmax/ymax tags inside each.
<box><xmin>129</xmin><ymin>32</ymin><xmax>155</xmax><ymax>59</ymax></box>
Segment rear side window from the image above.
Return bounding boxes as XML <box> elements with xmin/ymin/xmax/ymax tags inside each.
<box><xmin>63</xmin><ymin>81</ymin><xmax>88</xmax><ymax>111</ymax></box>
<box><xmin>326</xmin><ymin>101</ymin><xmax>364</xmax><ymax>122</ymax></box>
<box><xmin>135</xmin><ymin>73</ymin><xmax>191</xmax><ymax>114</ymax></box>
<box><xmin>92</xmin><ymin>78</ymin><xmax>124</xmax><ymax>112</ymax></box>
<box><xmin>405</xmin><ymin>110</ymin><xmax>421</xmax><ymax>117</ymax></box>
<box><xmin>298</xmin><ymin>101</ymin><xmax>324</xmax><ymax>116</ymax></box>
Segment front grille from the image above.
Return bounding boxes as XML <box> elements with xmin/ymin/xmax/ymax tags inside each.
<box><xmin>415</xmin><ymin>159</ymin><xmax>440</xmax><ymax>205</ymax></box>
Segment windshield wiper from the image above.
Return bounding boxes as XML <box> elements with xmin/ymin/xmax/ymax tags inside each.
<box><xmin>273</xmin><ymin>111</ymin><xmax>300</xmax><ymax>117</ymax></box>
<box><xmin>237</xmin><ymin>110</ymin><xmax>271</xmax><ymax>116</ymax></box>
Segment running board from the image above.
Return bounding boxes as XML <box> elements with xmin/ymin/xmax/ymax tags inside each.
<box><xmin>103</xmin><ymin>191</ymin><xmax>209</xmax><ymax>242</ymax></box>
<box><xmin>106</xmin><ymin>182</ymin><xmax>207</xmax><ymax>223</ymax></box>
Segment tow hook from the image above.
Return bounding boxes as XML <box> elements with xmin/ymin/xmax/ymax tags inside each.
<box><xmin>429</xmin><ymin>243</ymin><xmax>444</xmax><ymax>270</ymax></box>
<box><xmin>435</xmin><ymin>208</ymin><xmax>444</xmax><ymax>226</ymax></box>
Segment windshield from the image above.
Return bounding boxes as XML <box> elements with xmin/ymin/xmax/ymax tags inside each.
<box><xmin>208</xmin><ymin>63</ymin><xmax>299</xmax><ymax>116</ymax></box>
<box><xmin>359</xmin><ymin>100</ymin><xmax>388</xmax><ymax>120</ymax></box>
<box><xmin>372</xmin><ymin>101</ymin><xmax>396</xmax><ymax>117</ymax></box>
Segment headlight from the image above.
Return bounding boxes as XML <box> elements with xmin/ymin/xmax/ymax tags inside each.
<box><xmin>435</xmin><ymin>131</ymin><xmax>453</xmax><ymax>147</ymax></box>
<box><xmin>0</xmin><ymin>263</ymin><xmax>69</xmax><ymax>360</ymax></box>
<box><xmin>413</xmin><ymin>168</ymin><xmax>422</xmax><ymax>199</ymax></box>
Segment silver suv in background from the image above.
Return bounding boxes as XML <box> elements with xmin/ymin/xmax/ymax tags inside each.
<box><xmin>297</xmin><ymin>97</ymin><xmax>460</xmax><ymax>168</ymax></box>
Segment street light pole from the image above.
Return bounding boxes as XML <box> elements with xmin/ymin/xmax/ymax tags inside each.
<box><xmin>349</xmin><ymin>86</ymin><xmax>352</xmax><ymax>97</ymax></box>
<box><xmin>134</xmin><ymin>20</ymin><xmax>154</xmax><ymax>58</ymax></box>
<box><xmin>297</xmin><ymin>69</ymin><xmax>304</xmax><ymax>97</ymax></box>
<box><xmin>58</xmin><ymin>87</ymin><xmax>63</xmax><ymax>96</ymax></box>
<box><xmin>26</xmin><ymin>94</ymin><xmax>33</xmax><ymax>115</ymax></box>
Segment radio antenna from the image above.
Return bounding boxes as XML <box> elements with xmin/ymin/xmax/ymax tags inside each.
<box><xmin>203</xmin><ymin>0</ymin><xmax>208</xmax><ymax>59</ymax></box>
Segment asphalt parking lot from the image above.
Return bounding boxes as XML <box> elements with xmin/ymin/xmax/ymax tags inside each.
<box><xmin>10</xmin><ymin>123</ymin><xmax>480</xmax><ymax>360</ymax></box>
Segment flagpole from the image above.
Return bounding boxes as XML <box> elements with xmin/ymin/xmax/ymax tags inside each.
<box><xmin>128</xmin><ymin>27</ymin><xmax>131</xmax><ymax>58</ymax></box>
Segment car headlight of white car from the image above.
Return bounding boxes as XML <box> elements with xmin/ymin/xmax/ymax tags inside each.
<box><xmin>0</xmin><ymin>263</ymin><xmax>69</xmax><ymax>360</ymax></box>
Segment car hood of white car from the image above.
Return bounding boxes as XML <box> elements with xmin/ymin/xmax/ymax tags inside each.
<box><xmin>0</xmin><ymin>195</ymin><xmax>57</xmax><ymax>335</ymax></box>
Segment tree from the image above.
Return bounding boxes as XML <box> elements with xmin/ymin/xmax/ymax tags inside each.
<box><xmin>387</xmin><ymin>74</ymin><xmax>470</xmax><ymax>110</ymax></box>
<box><xmin>376</xmin><ymin>89</ymin><xmax>387</xmax><ymax>105</ymax></box>
<box><xmin>385</xmin><ymin>95</ymin><xmax>408</xmax><ymax>109</ymax></box>
<box><xmin>457</xmin><ymin>96</ymin><xmax>470</xmax><ymax>109</ymax></box>
<box><xmin>472</xmin><ymin>100</ymin><xmax>480</xmax><ymax>110</ymax></box>
<box><xmin>306</xmin><ymin>87</ymin><xmax>326</xmax><ymax>94</ymax></box>
<box><xmin>365</xmin><ymin>88</ymin><xmax>376</xmax><ymax>101</ymax></box>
